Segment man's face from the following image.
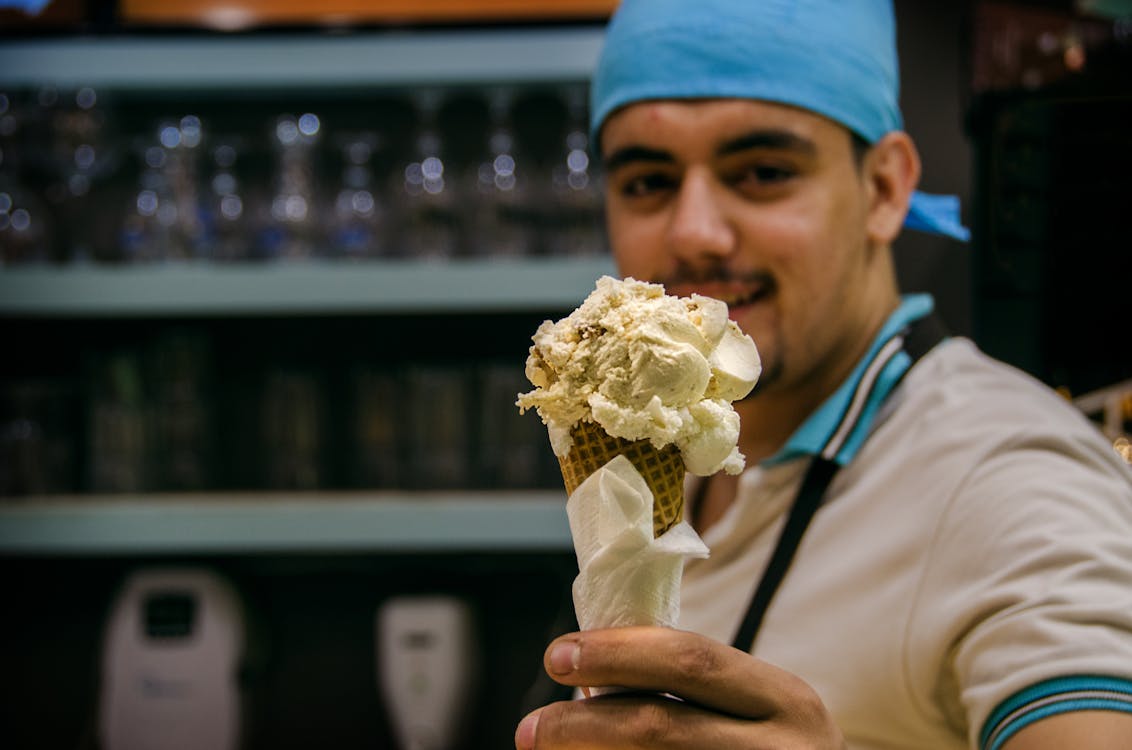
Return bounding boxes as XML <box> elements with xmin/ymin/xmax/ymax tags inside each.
<box><xmin>600</xmin><ymin>98</ymin><xmax>896</xmax><ymax>398</ymax></box>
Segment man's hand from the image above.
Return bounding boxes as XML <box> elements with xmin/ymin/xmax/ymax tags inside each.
<box><xmin>515</xmin><ymin>626</ymin><xmax>846</xmax><ymax>749</ymax></box>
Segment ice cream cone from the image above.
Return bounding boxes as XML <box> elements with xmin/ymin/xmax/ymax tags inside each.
<box><xmin>558</xmin><ymin>420</ymin><xmax>685</xmax><ymax>537</ymax></box>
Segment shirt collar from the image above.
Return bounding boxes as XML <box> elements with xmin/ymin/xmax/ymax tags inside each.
<box><xmin>764</xmin><ymin>293</ymin><xmax>935</xmax><ymax>467</ymax></box>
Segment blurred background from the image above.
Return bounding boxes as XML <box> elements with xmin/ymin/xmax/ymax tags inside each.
<box><xmin>0</xmin><ymin>0</ymin><xmax>1129</xmax><ymax>748</ymax></box>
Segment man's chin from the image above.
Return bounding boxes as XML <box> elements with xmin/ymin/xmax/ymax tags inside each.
<box><xmin>741</xmin><ymin>357</ymin><xmax>782</xmax><ymax>401</ymax></box>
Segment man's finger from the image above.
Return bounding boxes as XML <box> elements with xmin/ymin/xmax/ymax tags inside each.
<box><xmin>516</xmin><ymin>694</ymin><xmax>795</xmax><ymax>750</ymax></box>
<box><xmin>542</xmin><ymin>626</ymin><xmax>820</xmax><ymax>721</ymax></box>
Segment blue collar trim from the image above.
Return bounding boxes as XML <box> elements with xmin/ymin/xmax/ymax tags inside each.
<box><xmin>764</xmin><ymin>294</ymin><xmax>935</xmax><ymax>467</ymax></box>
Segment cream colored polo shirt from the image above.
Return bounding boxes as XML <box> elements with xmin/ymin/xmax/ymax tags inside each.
<box><xmin>681</xmin><ymin>300</ymin><xmax>1132</xmax><ymax>749</ymax></box>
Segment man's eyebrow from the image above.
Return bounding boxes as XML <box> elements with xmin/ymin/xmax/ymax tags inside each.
<box><xmin>602</xmin><ymin>145</ymin><xmax>674</xmax><ymax>172</ymax></box>
<box><xmin>602</xmin><ymin>130</ymin><xmax>817</xmax><ymax>171</ymax></box>
<box><xmin>717</xmin><ymin>129</ymin><xmax>817</xmax><ymax>157</ymax></box>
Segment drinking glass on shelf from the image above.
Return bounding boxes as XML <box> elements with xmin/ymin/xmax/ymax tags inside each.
<box><xmin>120</xmin><ymin>116</ymin><xmax>211</xmax><ymax>263</ymax></box>
<box><xmin>0</xmin><ymin>172</ymin><xmax>53</xmax><ymax>266</ymax></box>
<box><xmin>119</xmin><ymin>137</ymin><xmax>173</xmax><ymax>263</ymax></box>
<box><xmin>43</xmin><ymin>86</ymin><xmax>124</xmax><ymax>263</ymax></box>
<box><xmin>543</xmin><ymin>85</ymin><xmax>607</xmax><ymax>258</ymax></box>
<box><xmin>327</xmin><ymin>132</ymin><xmax>389</xmax><ymax>260</ymax></box>
<box><xmin>166</xmin><ymin>114</ymin><xmax>209</xmax><ymax>260</ymax></box>
<box><xmin>255</xmin><ymin>112</ymin><xmax>323</xmax><ymax>261</ymax></box>
<box><xmin>203</xmin><ymin>137</ymin><xmax>251</xmax><ymax>262</ymax></box>
<box><xmin>0</xmin><ymin>90</ymin><xmax>54</xmax><ymax>265</ymax></box>
<box><xmin>462</xmin><ymin>87</ymin><xmax>538</xmax><ymax>259</ymax></box>
<box><xmin>390</xmin><ymin>90</ymin><xmax>460</xmax><ymax>261</ymax></box>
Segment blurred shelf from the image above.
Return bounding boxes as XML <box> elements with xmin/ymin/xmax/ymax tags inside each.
<box><xmin>0</xmin><ymin>27</ymin><xmax>605</xmax><ymax>90</ymax></box>
<box><xmin>120</xmin><ymin>0</ymin><xmax>618</xmax><ymax>26</ymax></box>
<box><xmin>0</xmin><ymin>491</ymin><xmax>573</xmax><ymax>555</ymax></box>
<box><xmin>0</xmin><ymin>256</ymin><xmax>616</xmax><ymax>317</ymax></box>
<box><xmin>0</xmin><ymin>25</ymin><xmax>600</xmax><ymax>563</ymax></box>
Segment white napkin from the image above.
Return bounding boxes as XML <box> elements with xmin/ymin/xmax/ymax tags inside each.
<box><xmin>566</xmin><ymin>454</ymin><xmax>710</xmax><ymax>633</ymax></box>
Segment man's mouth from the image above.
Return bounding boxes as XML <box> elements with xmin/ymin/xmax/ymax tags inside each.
<box><xmin>715</xmin><ymin>286</ymin><xmax>769</xmax><ymax>309</ymax></box>
<box><xmin>665</xmin><ymin>280</ymin><xmax>774</xmax><ymax>317</ymax></box>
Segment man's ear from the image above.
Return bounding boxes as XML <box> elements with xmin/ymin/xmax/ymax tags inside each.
<box><xmin>863</xmin><ymin>131</ymin><xmax>921</xmax><ymax>245</ymax></box>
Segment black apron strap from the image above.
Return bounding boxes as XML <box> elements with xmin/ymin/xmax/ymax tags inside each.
<box><xmin>729</xmin><ymin>455</ymin><xmax>837</xmax><ymax>652</ymax></box>
<box><xmin>729</xmin><ymin>312</ymin><xmax>947</xmax><ymax>654</ymax></box>
<box><xmin>902</xmin><ymin>309</ymin><xmax>949</xmax><ymax>364</ymax></box>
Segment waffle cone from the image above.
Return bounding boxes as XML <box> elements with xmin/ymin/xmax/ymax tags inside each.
<box><xmin>558</xmin><ymin>420</ymin><xmax>685</xmax><ymax>537</ymax></box>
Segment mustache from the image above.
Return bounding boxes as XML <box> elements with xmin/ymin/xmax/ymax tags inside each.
<box><xmin>652</xmin><ymin>263</ymin><xmax>777</xmax><ymax>291</ymax></box>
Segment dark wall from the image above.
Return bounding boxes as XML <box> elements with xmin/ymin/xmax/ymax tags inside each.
<box><xmin>893</xmin><ymin>0</ymin><xmax>1131</xmax><ymax>396</ymax></box>
<box><xmin>894</xmin><ymin>0</ymin><xmax>976</xmax><ymax>337</ymax></box>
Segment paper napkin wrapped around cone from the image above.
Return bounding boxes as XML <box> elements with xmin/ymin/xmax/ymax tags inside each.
<box><xmin>566</xmin><ymin>455</ymin><xmax>709</xmax><ymax>632</ymax></box>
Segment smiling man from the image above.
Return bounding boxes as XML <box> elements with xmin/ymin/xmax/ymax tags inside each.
<box><xmin>515</xmin><ymin>1</ymin><xmax>1132</xmax><ymax>749</ymax></box>
<box><xmin>603</xmin><ymin>98</ymin><xmax>909</xmax><ymax>470</ymax></box>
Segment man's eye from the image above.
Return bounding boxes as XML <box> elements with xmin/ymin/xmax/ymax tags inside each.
<box><xmin>621</xmin><ymin>173</ymin><xmax>675</xmax><ymax>197</ymax></box>
<box><xmin>741</xmin><ymin>165</ymin><xmax>795</xmax><ymax>184</ymax></box>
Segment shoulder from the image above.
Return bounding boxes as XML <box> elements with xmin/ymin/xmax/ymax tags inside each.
<box><xmin>874</xmin><ymin>337</ymin><xmax>1132</xmax><ymax>532</ymax></box>
<box><xmin>903</xmin><ymin>337</ymin><xmax>1078</xmax><ymax>424</ymax></box>
<box><xmin>890</xmin><ymin>337</ymin><xmax>1125</xmax><ymax>469</ymax></box>
<box><xmin>880</xmin><ymin>340</ymin><xmax>1132</xmax><ymax>742</ymax></box>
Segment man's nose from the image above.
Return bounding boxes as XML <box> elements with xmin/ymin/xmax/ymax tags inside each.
<box><xmin>665</xmin><ymin>170</ymin><xmax>736</xmax><ymax>265</ymax></box>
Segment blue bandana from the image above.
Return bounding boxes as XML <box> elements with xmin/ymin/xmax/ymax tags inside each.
<box><xmin>590</xmin><ymin>0</ymin><xmax>970</xmax><ymax>242</ymax></box>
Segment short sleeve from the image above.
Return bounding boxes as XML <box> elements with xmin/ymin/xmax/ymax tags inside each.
<box><xmin>909</xmin><ymin>431</ymin><xmax>1132</xmax><ymax>749</ymax></box>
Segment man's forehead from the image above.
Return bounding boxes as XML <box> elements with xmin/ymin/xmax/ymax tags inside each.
<box><xmin>600</xmin><ymin>98</ymin><xmax>848</xmax><ymax>158</ymax></box>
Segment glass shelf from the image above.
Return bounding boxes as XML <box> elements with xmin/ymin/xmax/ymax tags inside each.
<box><xmin>0</xmin><ymin>256</ymin><xmax>617</xmax><ymax>317</ymax></box>
<box><xmin>0</xmin><ymin>26</ymin><xmax>606</xmax><ymax>560</ymax></box>
<box><xmin>0</xmin><ymin>27</ymin><xmax>605</xmax><ymax>90</ymax></box>
<box><xmin>0</xmin><ymin>491</ymin><xmax>573</xmax><ymax>555</ymax></box>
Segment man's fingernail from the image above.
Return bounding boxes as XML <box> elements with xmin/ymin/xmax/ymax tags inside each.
<box><xmin>549</xmin><ymin>641</ymin><xmax>580</xmax><ymax>674</ymax></box>
<box><xmin>515</xmin><ymin>711</ymin><xmax>539</xmax><ymax>749</ymax></box>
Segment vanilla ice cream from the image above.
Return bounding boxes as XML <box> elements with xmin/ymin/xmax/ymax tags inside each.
<box><xmin>517</xmin><ymin>275</ymin><xmax>761</xmax><ymax>476</ymax></box>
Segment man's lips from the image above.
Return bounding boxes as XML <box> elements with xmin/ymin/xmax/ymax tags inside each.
<box><xmin>666</xmin><ymin>281</ymin><xmax>773</xmax><ymax>315</ymax></box>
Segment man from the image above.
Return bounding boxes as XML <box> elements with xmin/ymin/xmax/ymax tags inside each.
<box><xmin>515</xmin><ymin>1</ymin><xmax>1132</xmax><ymax>748</ymax></box>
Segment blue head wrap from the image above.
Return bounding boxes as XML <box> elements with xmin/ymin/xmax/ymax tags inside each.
<box><xmin>590</xmin><ymin>0</ymin><xmax>969</xmax><ymax>241</ymax></box>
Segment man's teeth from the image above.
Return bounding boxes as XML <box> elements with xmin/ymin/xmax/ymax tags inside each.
<box><xmin>719</xmin><ymin>290</ymin><xmax>761</xmax><ymax>307</ymax></box>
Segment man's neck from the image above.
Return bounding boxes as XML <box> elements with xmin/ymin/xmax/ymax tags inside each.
<box><xmin>694</xmin><ymin>302</ymin><xmax>895</xmax><ymax>535</ymax></box>
<box><xmin>736</xmin><ymin>294</ymin><xmax>902</xmax><ymax>467</ymax></box>
<box><xmin>733</xmin><ymin>394</ymin><xmax>814</xmax><ymax>466</ymax></box>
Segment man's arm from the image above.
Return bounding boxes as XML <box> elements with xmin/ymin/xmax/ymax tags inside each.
<box><xmin>1000</xmin><ymin>710</ymin><xmax>1132</xmax><ymax>750</ymax></box>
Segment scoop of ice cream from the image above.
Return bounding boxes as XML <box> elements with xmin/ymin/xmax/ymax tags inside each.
<box><xmin>517</xmin><ymin>276</ymin><xmax>761</xmax><ymax>476</ymax></box>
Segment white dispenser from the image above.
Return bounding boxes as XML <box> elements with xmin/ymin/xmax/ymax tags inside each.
<box><xmin>98</xmin><ymin>567</ymin><xmax>245</xmax><ymax>750</ymax></box>
<box><xmin>377</xmin><ymin>595</ymin><xmax>477</xmax><ymax>750</ymax></box>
